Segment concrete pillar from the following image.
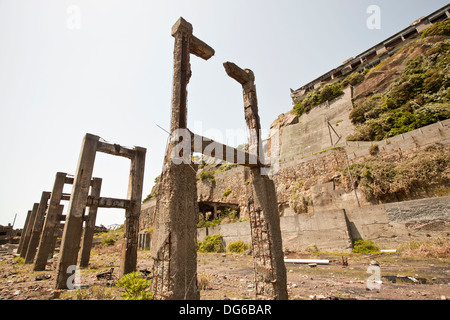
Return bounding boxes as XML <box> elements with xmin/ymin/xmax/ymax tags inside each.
<box><xmin>250</xmin><ymin>168</ymin><xmax>288</xmax><ymax>300</ymax></box>
<box><xmin>55</xmin><ymin>134</ymin><xmax>99</xmax><ymax>289</ymax></box>
<box><xmin>79</xmin><ymin>177</ymin><xmax>102</xmax><ymax>268</ymax></box>
<box><xmin>49</xmin><ymin>205</ymin><xmax>64</xmax><ymax>258</ymax></box>
<box><xmin>20</xmin><ymin>203</ymin><xmax>39</xmax><ymax>258</ymax></box>
<box><xmin>120</xmin><ymin>147</ymin><xmax>146</xmax><ymax>276</ymax></box>
<box><xmin>17</xmin><ymin>210</ymin><xmax>31</xmax><ymax>255</ymax></box>
<box><xmin>34</xmin><ymin>172</ymin><xmax>67</xmax><ymax>271</ymax></box>
<box><xmin>25</xmin><ymin>191</ymin><xmax>51</xmax><ymax>264</ymax></box>
<box><xmin>151</xmin><ymin>161</ymin><xmax>199</xmax><ymax>300</ymax></box>
<box><xmin>151</xmin><ymin>17</ymin><xmax>213</xmax><ymax>300</ymax></box>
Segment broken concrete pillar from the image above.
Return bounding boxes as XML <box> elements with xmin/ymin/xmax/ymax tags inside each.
<box><xmin>151</xmin><ymin>17</ymin><xmax>214</xmax><ymax>300</ymax></box>
<box><xmin>20</xmin><ymin>203</ymin><xmax>39</xmax><ymax>258</ymax></box>
<box><xmin>25</xmin><ymin>191</ymin><xmax>51</xmax><ymax>264</ymax></box>
<box><xmin>55</xmin><ymin>134</ymin><xmax>99</xmax><ymax>289</ymax></box>
<box><xmin>79</xmin><ymin>177</ymin><xmax>102</xmax><ymax>268</ymax></box>
<box><xmin>120</xmin><ymin>146</ymin><xmax>146</xmax><ymax>276</ymax></box>
<box><xmin>249</xmin><ymin>169</ymin><xmax>288</xmax><ymax>299</ymax></box>
<box><xmin>224</xmin><ymin>61</ymin><xmax>287</xmax><ymax>300</ymax></box>
<box><xmin>34</xmin><ymin>172</ymin><xmax>68</xmax><ymax>271</ymax></box>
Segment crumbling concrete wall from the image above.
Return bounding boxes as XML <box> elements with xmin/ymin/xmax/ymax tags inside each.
<box><xmin>198</xmin><ymin>196</ymin><xmax>450</xmax><ymax>252</ymax></box>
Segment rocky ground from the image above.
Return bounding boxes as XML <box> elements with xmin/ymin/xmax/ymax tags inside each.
<box><xmin>1</xmin><ymin>243</ymin><xmax>449</xmax><ymax>300</ymax></box>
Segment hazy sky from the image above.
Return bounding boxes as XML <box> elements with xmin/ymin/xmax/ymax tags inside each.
<box><xmin>0</xmin><ymin>0</ymin><xmax>448</xmax><ymax>228</ymax></box>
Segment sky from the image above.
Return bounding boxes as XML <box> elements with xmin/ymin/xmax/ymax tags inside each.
<box><xmin>0</xmin><ymin>0</ymin><xmax>448</xmax><ymax>228</ymax></box>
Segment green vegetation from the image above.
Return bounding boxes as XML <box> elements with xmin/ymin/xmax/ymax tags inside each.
<box><xmin>352</xmin><ymin>238</ymin><xmax>379</xmax><ymax>254</ymax></box>
<box><xmin>198</xmin><ymin>162</ymin><xmax>238</xmax><ymax>183</ymax></box>
<box><xmin>99</xmin><ymin>225</ymin><xmax>124</xmax><ymax>246</ymax></box>
<box><xmin>199</xmin><ymin>170</ymin><xmax>216</xmax><ymax>182</ymax></box>
<box><xmin>222</xmin><ymin>188</ymin><xmax>232</xmax><ymax>198</ymax></box>
<box><xmin>340</xmin><ymin>144</ymin><xmax>450</xmax><ymax>201</ymax></box>
<box><xmin>294</xmin><ymin>82</ymin><xmax>344</xmax><ymax>117</ymax></box>
<box><xmin>116</xmin><ymin>271</ymin><xmax>153</xmax><ymax>300</ymax></box>
<box><xmin>421</xmin><ymin>19</ymin><xmax>450</xmax><ymax>38</ymax></box>
<box><xmin>197</xmin><ymin>234</ymin><xmax>225</xmax><ymax>253</ymax></box>
<box><xmin>226</xmin><ymin>240</ymin><xmax>248</xmax><ymax>253</ymax></box>
<box><xmin>197</xmin><ymin>208</ymin><xmax>240</xmax><ymax>228</ymax></box>
<box><xmin>348</xmin><ymin>38</ymin><xmax>450</xmax><ymax>141</ymax></box>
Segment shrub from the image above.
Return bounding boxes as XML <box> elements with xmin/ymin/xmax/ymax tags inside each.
<box><xmin>348</xmin><ymin>38</ymin><xmax>450</xmax><ymax>142</ymax></box>
<box><xmin>341</xmin><ymin>144</ymin><xmax>450</xmax><ymax>201</ymax></box>
<box><xmin>294</xmin><ymin>82</ymin><xmax>344</xmax><ymax>117</ymax></box>
<box><xmin>342</xmin><ymin>72</ymin><xmax>365</xmax><ymax>87</ymax></box>
<box><xmin>369</xmin><ymin>144</ymin><xmax>379</xmax><ymax>156</ymax></box>
<box><xmin>116</xmin><ymin>271</ymin><xmax>153</xmax><ymax>300</ymax></box>
<box><xmin>222</xmin><ymin>188</ymin><xmax>231</xmax><ymax>198</ymax></box>
<box><xmin>197</xmin><ymin>234</ymin><xmax>225</xmax><ymax>253</ymax></box>
<box><xmin>227</xmin><ymin>240</ymin><xmax>248</xmax><ymax>253</ymax></box>
<box><xmin>352</xmin><ymin>239</ymin><xmax>379</xmax><ymax>254</ymax></box>
<box><xmin>421</xmin><ymin>19</ymin><xmax>450</xmax><ymax>38</ymax></box>
<box><xmin>199</xmin><ymin>170</ymin><xmax>215</xmax><ymax>182</ymax></box>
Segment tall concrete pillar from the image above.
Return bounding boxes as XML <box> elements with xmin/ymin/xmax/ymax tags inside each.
<box><xmin>79</xmin><ymin>177</ymin><xmax>102</xmax><ymax>268</ymax></box>
<box><xmin>17</xmin><ymin>210</ymin><xmax>31</xmax><ymax>255</ymax></box>
<box><xmin>34</xmin><ymin>172</ymin><xmax>67</xmax><ymax>271</ymax></box>
<box><xmin>120</xmin><ymin>147</ymin><xmax>146</xmax><ymax>276</ymax></box>
<box><xmin>25</xmin><ymin>191</ymin><xmax>51</xmax><ymax>264</ymax></box>
<box><xmin>55</xmin><ymin>134</ymin><xmax>99</xmax><ymax>289</ymax></box>
<box><xmin>250</xmin><ymin>168</ymin><xmax>288</xmax><ymax>300</ymax></box>
<box><xmin>20</xmin><ymin>203</ymin><xmax>39</xmax><ymax>258</ymax></box>
<box><xmin>151</xmin><ymin>17</ymin><xmax>213</xmax><ymax>300</ymax></box>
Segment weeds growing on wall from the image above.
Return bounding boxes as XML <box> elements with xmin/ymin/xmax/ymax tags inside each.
<box><xmin>348</xmin><ymin>36</ymin><xmax>450</xmax><ymax>141</ymax></box>
<box><xmin>294</xmin><ymin>82</ymin><xmax>344</xmax><ymax>117</ymax></box>
<box><xmin>340</xmin><ymin>144</ymin><xmax>450</xmax><ymax>202</ymax></box>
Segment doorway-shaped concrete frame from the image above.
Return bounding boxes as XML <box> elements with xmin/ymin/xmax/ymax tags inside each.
<box><xmin>54</xmin><ymin>133</ymin><xmax>146</xmax><ymax>289</ymax></box>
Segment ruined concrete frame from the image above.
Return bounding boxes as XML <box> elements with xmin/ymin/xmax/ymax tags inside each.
<box><xmin>54</xmin><ymin>133</ymin><xmax>146</xmax><ymax>289</ymax></box>
<box><xmin>151</xmin><ymin>17</ymin><xmax>287</xmax><ymax>300</ymax></box>
<box><xmin>33</xmin><ymin>173</ymin><xmax>103</xmax><ymax>271</ymax></box>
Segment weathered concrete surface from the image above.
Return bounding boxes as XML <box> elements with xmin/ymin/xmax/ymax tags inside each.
<box><xmin>199</xmin><ymin>196</ymin><xmax>450</xmax><ymax>252</ymax></box>
<box><xmin>55</xmin><ymin>134</ymin><xmax>98</xmax><ymax>289</ymax></box>
<box><xmin>151</xmin><ymin>161</ymin><xmax>199</xmax><ymax>299</ymax></box>
<box><xmin>19</xmin><ymin>203</ymin><xmax>39</xmax><ymax>258</ymax></box>
<box><xmin>34</xmin><ymin>173</ymin><xmax>67</xmax><ymax>271</ymax></box>
<box><xmin>79</xmin><ymin>177</ymin><xmax>102</xmax><ymax>268</ymax></box>
<box><xmin>24</xmin><ymin>191</ymin><xmax>51</xmax><ymax>264</ymax></box>
<box><xmin>120</xmin><ymin>146</ymin><xmax>146</xmax><ymax>276</ymax></box>
<box><xmin>151</xmin><ymin>17</ymin><xmax>213</xmax><ymax>300</ymax></box>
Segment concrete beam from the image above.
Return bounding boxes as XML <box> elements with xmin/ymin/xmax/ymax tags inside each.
<box><xmin>189</xmin><ymin>131</ymin><xmax>259</xmax><ymax>168</ymax></box>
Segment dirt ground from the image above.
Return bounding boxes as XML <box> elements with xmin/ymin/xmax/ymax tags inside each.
<box><xmin>1</xmin><ymin>243</ymin><xmax>449</xmax><ymax>301</ymax></box>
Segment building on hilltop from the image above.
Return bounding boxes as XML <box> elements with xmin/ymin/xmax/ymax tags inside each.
<box><xmin>290</xmin><ymin>3</ymin><xmax>450</xmax><ymax>104</ymax></box>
